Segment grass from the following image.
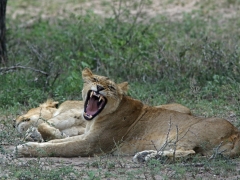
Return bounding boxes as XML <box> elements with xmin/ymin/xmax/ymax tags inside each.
<box><xmin>1</xmin><ymin>0</ymin><xmax>240</xmax><ymax>179</ymax></box>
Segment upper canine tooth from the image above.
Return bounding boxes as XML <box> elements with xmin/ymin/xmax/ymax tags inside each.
<box><xmin>99</xmin><ymin>96</ymin><xmax>103</xmax><ymax>102</ymax></box>
<box><xmin>90</xmin><ymin>91</ymin><xmax>94</xmax><ymax>97</ymax></box>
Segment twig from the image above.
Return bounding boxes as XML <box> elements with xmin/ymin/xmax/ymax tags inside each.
<box><xmin>151</xmin><ymin>140</ymin><xmax>158</xmax><ymax>151</ymax></box>
<box><xmin>209</xmin><ymin>141</ymin><xmax>226</xmax><ymax>160</ymax></box>
<box><xmin>27</xmin><ymin>42</ymin><xmax>44</xmax><ymax>62</ymax></box>
<box><xmin>172</xmin><ymin>125</ymin><xmax>179</xmax><ymax>163</ymax></box>
<box><xmin>181</xmin><ymin>163</ymin><xmax>205</xmax><ymax>167</ymax></box>
<box><xmin>158</xmin><ymin>117</ymin><xmax>172</xmax><ymax>152</ymax></box>
<box><xmin>50</xmin><ymin>72</ymin><xmax>60</xmax><ymax>87</ymax></box>
<box><xmin>110</xmin><ymin>0</ymin><xmax>123</xmax><ymax>29</ymax></box>
<box><xmin>0</xmin><ymin>65</ymin><xmax>48</xmax><ymax>75</ymax></box>
<box><xmin>154</xmin><ymin>117</ymin><xmax>192</xmax><ymax>161</ymax></box>
<box><xmin>149</xmin><ymin>118</ymin><xmax>172</xmax><ymax>161</ymax></box>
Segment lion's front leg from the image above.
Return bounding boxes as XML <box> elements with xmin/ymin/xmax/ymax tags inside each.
<box><xmin>14</xmin><ymin>135</ymin><xmax>96</xmax><ymax>157</ymax></box>
<box><xmin>38</xmin><ymin>123</ymin><xmax>67</xmax><ymax>140</ymax></box>
<box><xmin>14</xmin><ymin>142</ymin><xmax>44</xmax><ymax>157</ymax></box>
<box><xmin>37</xmin><ymin>109</ymin><xmax>85</xmax><ymax>140</ymax></box>
<box><xmin>24</xmin><ymin>127</ymin><xmax>44</xmax><ymax>142</ymax></box>
<box><xmin>61</xmin><ymin>126</ymin><xmax>86</xmax><ymax>136</ymax></box>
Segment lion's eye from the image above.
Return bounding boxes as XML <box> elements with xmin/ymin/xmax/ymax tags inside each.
<box><xmin>23</xmin><ymin>118</ymin><xmax>30</xmax><ymax>122</ymax></box>
<box><xmin>92</xmin><ymin>77</ymin><xmax>98</xmax><ymax>82</ymax></box>
<box><xmin>108</xmin><ymin>85</ymin><xmax>116</xmax><ymax>91</ymax></box>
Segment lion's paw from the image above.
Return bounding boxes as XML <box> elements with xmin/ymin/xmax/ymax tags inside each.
<box><xmin>51</xmin><ymin>129</ymin><xmax>68</xmax><ymax>140</ymax></box>
<box><xmin>13</xmin><ymin>142</ymin><xmax>39</xmax><ymax>157</ymax></box>
<box><xmin>60</xmin><ymin>131</ymin><xmax>68</xmax><ymax>138</ymax></box>
<box><xmin>133</xmin><ymin>150</ymin><xmax>160</xmax><ymax>163</ymax></box>
<box><xmin>133</xmin><ymin>150</ymin><xmax>170</xmax><ymax>163</ymax></box>
<box><xmin>24</xmin><ymin>127</ymin><xmax>43</xmax><ymax>142</ymax></box>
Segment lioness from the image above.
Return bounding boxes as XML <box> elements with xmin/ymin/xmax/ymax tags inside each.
<box><xmin>14</xmin><ymin>68</ymin><xmax>240</xmax><ymax>162</ymax></box>
<box><xmin>15</xmin><ymin>99</ymin><xmax>190</xmax><ymax>141</ymax></box>
<box><xmin>15</xmin><ymin>100</ymin><xmax>86</xmax><ymax>140</ymax></box>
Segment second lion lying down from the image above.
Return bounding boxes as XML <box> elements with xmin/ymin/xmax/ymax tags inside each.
<box><xmin>15</xmin><ymin>100</ymin><xmax>86</xmax><ymax>141</ymax></box>
<box><xmin>15</xmin><ymin>68</ymin><xmax>240</xmax><ymax>162</ymax></box>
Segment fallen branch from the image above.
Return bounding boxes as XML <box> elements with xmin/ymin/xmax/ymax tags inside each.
<box><xmin>209</xmin><ymin>141</ymin><xmax>226</xmax><ymax>160</ymax></box>
<box><xmin>158</xmin><ymin>117</ymin><xmax>172</xmax><ymax>152</ymax></box>
<box><xmin>0</xmin><ymin>65</ymin><xmax>48</xmax><ymax>75</ymax></box>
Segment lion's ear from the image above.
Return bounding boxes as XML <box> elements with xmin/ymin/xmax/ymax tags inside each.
<box><xmin>82</xmin><ymin>68</ymin><xmax>93</xmax><ymax>78</ymax></box>
<box><xmin>118</xmin><ymin>82</ymin><xmax>129</xmax><ymax>94</ymax></box>
<box><xmin>40</xmin><ymin>99</ymin><xmax>59</xmax><ymax>108</ymax></box>
<box><xmin>50</xmin><ymin>101</ymin><xmax>59</xmax><ymax>108</ymax></box>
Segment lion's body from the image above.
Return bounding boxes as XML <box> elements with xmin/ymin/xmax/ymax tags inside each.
<box><xmin>156</xmin><ymin>103</ymin><xmax>191</xmax><ymax>115</ymax></box>
<box><xmin>15</xmin><ymin>69</ymin><xmax>240</xmax><ymax>160</ymax></box>
<box><xmin>16</xmin><ymin>100</ymin><xmax>190</xmax><ymax>139</ymax></box>
<box><xmin>15</xmin><ymin>100</ymin><xmax>85</xmax><ymax>138</ymax></box>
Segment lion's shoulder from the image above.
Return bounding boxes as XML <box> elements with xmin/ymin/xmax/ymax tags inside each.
<box><xmin>54</xmin><ymin>101</ymin><xmax>83</xmax><ymax>116</ymax></box>
<box><xmin>155</xmin><ymin>103</ymin><xmax>191</xmax><ymax>115</ymax></box>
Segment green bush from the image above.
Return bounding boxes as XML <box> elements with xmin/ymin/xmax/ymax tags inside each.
<box><xmin>1</xmin><ymin>0</ymin><xmax>240</xmax><ymax>110</ymax></box>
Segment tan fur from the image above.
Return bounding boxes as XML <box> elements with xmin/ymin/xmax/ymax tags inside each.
<box><xmin>15</xmin><ymin>100</ymin><xmax>85</xmax><ymax>138</ymax></box>
<box><xmin>16</xmin><ymin>99</ymin><xmax>189</xmax><ymax>139</ymax></box>
<box><xmin>15</xmin><ymin>68</ymin><xmax>240</xmax><ymax>160</ymax></box>
<box><xmin>156</xmin><ymin>103</ymin><xmax>191</xmax><ymax>115</ymax></box>
<box><xmin>15</xmin><ymin>99</ymin><xmax>188</xmax><ymax>141</ymax></box>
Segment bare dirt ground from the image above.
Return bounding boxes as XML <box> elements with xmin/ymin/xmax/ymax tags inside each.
<box><xmin>2</xmin><ymin>146</ymin><xmax>240</xmax><ymax>179</ymax></box>
<box><xmin>3</xmin><ymin>0</ymin><xmax>240</xmax><ymax>179</ymax></box>
<box><xmin>7</xmin><ymin>0</ymin><xmax>239</xmax><ymax>23</ymax></box>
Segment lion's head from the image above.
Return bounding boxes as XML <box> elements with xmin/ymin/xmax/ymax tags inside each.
<box><xmin>82</xmin><ymin>68</ymin><xmax>128</xmax><ymax>120</ymax></box>
<box><xmin>15</xmin><ymin>99</ymin><xmax>59</xmax><ymax>133</ymax></box>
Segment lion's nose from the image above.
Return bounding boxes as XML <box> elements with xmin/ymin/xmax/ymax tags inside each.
<box><xmin>97</xmin><ymin>85</ymin><xmax>104</xmax><ymax>92</ymax></box>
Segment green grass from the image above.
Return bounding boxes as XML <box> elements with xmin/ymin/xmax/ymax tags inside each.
<box><xmin>1</xmin><ymin>0</ymin><xmax>240</xmax><ymax>179</ymax></box>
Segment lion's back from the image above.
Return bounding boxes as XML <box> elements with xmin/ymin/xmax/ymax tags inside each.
<box><xmin>53</xmin><ymin>101</ymin><xmax>84</xmax><ymax>116</ymax></box>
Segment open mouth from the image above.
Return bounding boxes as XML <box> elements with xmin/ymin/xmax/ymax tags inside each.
<box><xmin>83</xmin><ymin>90</ymin><xmax>107</xmax><ymax>120</ymax></box>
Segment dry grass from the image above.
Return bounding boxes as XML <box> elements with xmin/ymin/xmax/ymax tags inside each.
<box><xmin>7</xmin><ymin>0</ymin><xmax>240</xmax><ymax>21</ymax></box>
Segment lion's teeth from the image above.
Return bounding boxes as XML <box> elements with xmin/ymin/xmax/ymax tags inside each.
<box><xmin>87</xmin><ymin>114</ymin><xmax>92</xmax><ymax>118</ymax></box>
<box><xmin>84</xmin><ymin>113</ymin><xmax>92</xmax><ymax>118</ymax></box>
<box><xmin>90</xmin><ymin>91</ymin><xmax>94</xmax><ymax>98</ymax></box>
<box><xmin>99</xmin><ymin>96</ymin><xmax>103</xmax><ymax>102</ymax></box>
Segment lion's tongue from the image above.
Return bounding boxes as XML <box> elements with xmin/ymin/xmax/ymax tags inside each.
<box><xmin>86</xmin><ymin>97</ymin><xmax>98</xmax><ymax>115</ymax></box>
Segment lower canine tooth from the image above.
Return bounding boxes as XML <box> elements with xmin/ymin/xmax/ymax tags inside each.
<box><xmin>99</xmin><ymin>96</ymin><xmax>104</xmax><ymax>102</ymax></box>
<box><xmin>84</xmin><ymin>113</ymin><xmax>92</xmax><ymax>118</ymax></box>
<box><xmin>87</xmin><ymin>114</ymin><xmax>92</xmax><ymax>118</ymax></box>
